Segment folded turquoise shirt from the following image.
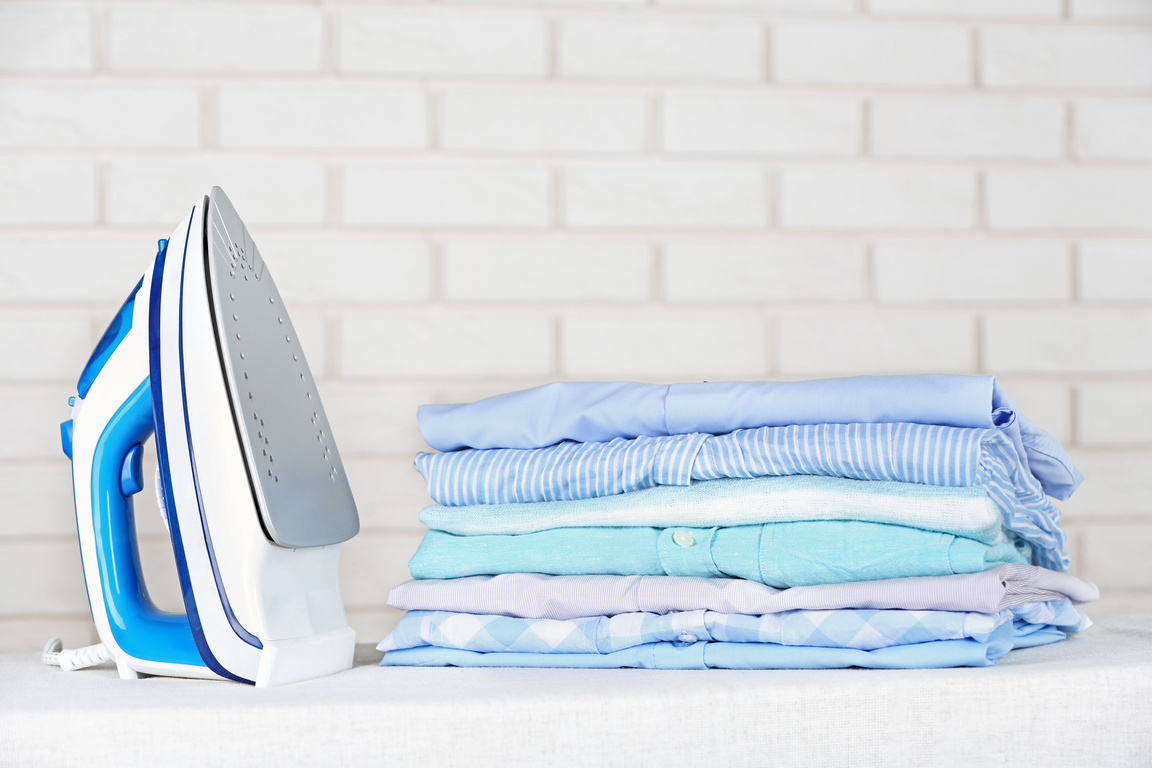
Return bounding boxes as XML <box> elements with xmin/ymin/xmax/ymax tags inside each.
<box><xmin>415</xmin><ymin>422</ymin><xmax>1069</xmax><ymax>572</ymax></box>
<box><xmin>417</xmin><ymin>375</ymin><xmax>1082</xmax><ymax>500</ymax></box>
<box><xmin>407</xmin><ymin>521</ymin><xmax>1030</xmax><ymax>588</ymax></box>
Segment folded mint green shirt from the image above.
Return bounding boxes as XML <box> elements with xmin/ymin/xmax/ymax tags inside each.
<box><xmin>408</xmin><ymin>521</ymin><xmax>1030</xmax><ymax>588</ymax></box>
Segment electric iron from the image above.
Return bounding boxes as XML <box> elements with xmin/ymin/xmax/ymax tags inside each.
<box><xmin>55</xmin><ymin>187</ymin><xmax>359</xmax><ymax>686</ymax></box>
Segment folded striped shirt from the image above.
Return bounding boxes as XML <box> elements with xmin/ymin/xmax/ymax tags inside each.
<box><xmin>379</xmin><ymin>602</ymin><xmax>1087</xmax><ymax>655</ymax></box>
<box><xmin>415</xmin><ymin>422</ymin><xmax>1069</xmax><ymax>572</ymax></box>
<box><xmin>386</xmin><ymin>568</ymin><xmax>1101</xmax><ymax>620</ymax></box>
<box><xmin>408</xmin><ymin>520</ymin><xmax>1030</xmax><ymax>587</ymax></box>
<box><xmin>420</xmin><ymin>474</ymin><xmax>1002</xmax><ymax>541</ymax></box>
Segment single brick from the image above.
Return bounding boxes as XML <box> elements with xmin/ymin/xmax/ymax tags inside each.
<box><xmin>106</xmin><ymin>160</ymin><xmax>325</xmax><ymax>226</ymax></box>
<box><xmin>1078</xmin><ymin>383</ymin><xmax>1152</xmax><ymax>447</ymax></box>
<box><xmin>562</xmin><ymin>311</ymin><xmax>769</xmax><ymax>378</ymax></box>
<box><xmin>0</xmin><ymin>85</ymin><xmax>199</xmax><ymax>149</ymax></box>
<box><xmin>443</xmin><ymin>238</ymin><xmax>651</xmax><ymax>302</ymax></box>
<box><xmin>0</xmin><ymin>160</ymin><xmax>96</xmax><ymax>225</ymax></box>
<box><xmin>219</xmin><ymin>84</ymin><xmax>427</xmax><ymax>150</ymax></box>
<box><xmin>256</xmin><ymin>233</ymin><xmax>432</xmax><ymax>304</ymax></box>
<box><xmin>778</xmin><ymin>310</ymin><xmax>975</xmax><ymax>374</ymax></box>
<box><xmin>664</xmin><ymin>239</ymin><xmax>866</xmax><ymax>302</ymax></box>
<box><xmin>441</xmin><ymin>86</ymin><xmax>647</xmax><ymax>153</ymax></box>
<box><xmin>774</xmin><ymin>21</ymin><xmax>971</xmax><ymax>86</ymax></box>
<box><xmin>559</xmin><ymin>16</ymin><xmax>762</xmax><ymax>82</ymax></box>
<box><xmin>984</xmin><ymin>310</ymin><xmax>1152</xmax><ymax>373</ymax></box>
<box><xmin>875</xmin><ymin>240</ymin><xmax>1069</xmax><ymax>302</ymax></box>
<box><xmin>563</xmin><ymin>164</ymin><xmax>769</xmax><ymax>229</ymax></box>
<box><xmin>779</xmin><ymin>167</ymin><xmax>975</xmax><ymax>230</ymax></box>
<box><xmin>872</xmin><ymin>96</ymin><xmax>1064</xmax><ymax>158</ymax></box>
<box><xmin>337</xmin><ymin>10</ymin><xmax>546</xmax><ymax>77</ymax></box>
<box><xmin>1079</xmin><ymin>240</ymin><xmax>1152</xmax><ymax>301</ymax></box>
<box><xmin>982</xmin><ymin>26</ymin><xmax>1152</xmax><ymax>89</ymax></box>
<box><xmin>340</xmin><ymin>311</ymin><xmax>554</xmax><ymax>379</ymax></box>
<box><xmin>0</xmin><ymin>5</ymin><xmax>92</xmax><ymax>72</ymax></box>
<box><xmin>1075</xmin><ymin>99</ymin><xmax>1152</xmax><ymax>159</ymax></box>
<box><xmin>343</xmin><ymin>164</ymin><xmax>550</xmax><ymax>228</ymax></box>
<box><xmin>987</xmin><ymin>169</ymin><xmax>1152</xmax><ymax>230</ymax></box>
<box><xmin>108</xmin><ymin>5</ymin><xmax>322</xmax><ymax>72</ymax></box>
<box><xmin>662</xmin><ymin>91</ymin><xmax>860</xmax><ymax>156</ymax></box>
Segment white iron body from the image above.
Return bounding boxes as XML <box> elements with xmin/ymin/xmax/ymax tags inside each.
<box><xmin>64</xmin><ymin>188</ymin><xmax>357</xmax><ymax>686</ymax></box>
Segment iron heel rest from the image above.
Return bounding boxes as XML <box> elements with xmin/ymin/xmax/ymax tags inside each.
<box><xmin>62</xmin><ymin>187</ymin><xmax>359</xmax><ymax>686</ymax></box>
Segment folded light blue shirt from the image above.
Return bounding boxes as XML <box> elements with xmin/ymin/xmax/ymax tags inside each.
<box><xmin>379</xmin><ymin>601</ymin><xmax>1087</xmax><ymax>655</ymax></box>
<box><xmin>381</xmin><ymin>620</ymin><xmax>1051</xmax><ymax>669</ymax></box>
<box><xmin>417</xmin><ymin>375</ymin><xmax>1082</xmax><ymax>501</ymax></box>
<box><xmin>415</xmin><ymin>422</ymin><xmax>1069</xmax><ymax>572</ymax></box>
<box><xmin>408</xmin><ymin>521</ymin><xmax>1030</xmax><ymax>588</ymax></box>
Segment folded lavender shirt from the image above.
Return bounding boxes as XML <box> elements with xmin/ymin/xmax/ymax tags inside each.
<box><xmin>388</xmin><ymin>566</ymin><xmax>1099</xmax><ymax>620</ymax></box>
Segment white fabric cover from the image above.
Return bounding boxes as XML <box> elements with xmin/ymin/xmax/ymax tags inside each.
<box><xmin>2</xmin><ymin>614</ymin><xmax>1150</xmax><ymax>767</ymax></box>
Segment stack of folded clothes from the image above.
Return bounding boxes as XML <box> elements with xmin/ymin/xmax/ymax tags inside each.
<box><xmin>378</xmin><ymin>375</ymin><xmax>1099</xmax><ymax>670</ymax></box>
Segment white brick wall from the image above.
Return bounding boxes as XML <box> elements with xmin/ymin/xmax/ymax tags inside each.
<box><xmin>2</xmin><ymin>1</ymin><xmax>1151</xmax><ymax>652</ymax></box>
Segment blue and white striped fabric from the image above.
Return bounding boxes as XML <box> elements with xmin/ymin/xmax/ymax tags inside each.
<box><xmin>415</xmin><ymin>423</ymin><xmax>1069</xmax><ymax>572</ymax></box>
<box><xmin>378</xmin><ymin>601</ymin><xmax>1087</xmax><ymax>655</ymax></box>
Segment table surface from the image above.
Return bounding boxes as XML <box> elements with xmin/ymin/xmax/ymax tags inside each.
<box><xmin>3</xmin><ymin>614</ymin><xmax>1152</xmax><ymax>768</ymax></box>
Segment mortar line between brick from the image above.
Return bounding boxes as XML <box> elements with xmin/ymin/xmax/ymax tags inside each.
<box><xmin>975</xmin><ymin>170</ymin><xmax>986</xmax><ymax>231</ymax></box>
<box><xmin>763</xmin><ymin>24</ymin><xmax>772</xmax><ymax>83</ymax></box>
<box><xmin>551</xmin><ymin>166</ymin><xmax>563</xmax><ymax>229</ymax></box>
<box><xmin>548</xmin><ymin>17</ymin><xmax>560</xmax><ymax>80</ymax></box>
<box><xmin>430</xmin><ymin>238</ymin><xmax>444</xmax><ymax>303</ymax></box>
<box><xmin>768</xmin><ymin>167</ymin><xmax>779</xmax><ymax>230</ymax></box>
<box><xmin>201</xmin><ymin>86</ymin><xmax>218</xmax><ymax>150</ymax></box>
<box><xmin>974</xmin><ymin>314</ymin><xmax>985</xmax><ymax>374</ymax></box>
<box><xmin>428</xmin><ymin>87</ymin><xmax>441</xmax><ymax>152</ymax></box>
<box><xmin>1064</xmin><ymin>101</ymin><xmax>1076</xmax><ymax>162</ymax></box>
<box><xmin>325</xmin><ymin>313</ymin><xmax>341</xmax><ymax>382</ymax></box>
<box><xmin>971</xmin><ymin>26</ymin><xmax>981</xmax><ymax>89</ymax></box>
<box><xmin>1070</xmin><ymin>239</ymin><xmax>1080</xmax><ymax>302</ymax></box>
<box><xmin>649</xmin><ymin>93</ymin><xmax>662</xmax><ymax>155</ymax></box>
<box><xmin>94</xmin><ymin>161</ymin><xmax>105</xmax><ymax>226</ymax></box>
<box><xmin>1069</xmin><ymin>383</ymin><xmax>1080</xmax><ymax>447</ymax></box>
<box><xmin>652</xmin><ymin>240</ymin><xmax>664</xmax><ymax>303</ymax></box>
<box><xmin>767</xmin><ymin>314</ymin><xmax>780</xmax><ymax>377</ymax></box>
<box><xmin>91</xmin><ymin>5</ymin><xmax>107</xmax><ymax>73</ymax></box>
<box><xmin>322</xmin><ymin>7</ymin><xmax>337</xmax><ymax>75</ymax></box>
<box><xmin>326</xmin><ymin>164</ymin><xmax>343</xmax><ymax>225</ymax></box>
<box><xmin>553</xmin><ymin>315</ymin><xmax>564</xmax><ymax>377</ymax></box>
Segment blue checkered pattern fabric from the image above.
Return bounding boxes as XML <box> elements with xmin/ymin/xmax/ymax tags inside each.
<box><xmin>379</xmin><ymin>601</ymin><xmax>1087</xmax><ymax>655</ymax></box>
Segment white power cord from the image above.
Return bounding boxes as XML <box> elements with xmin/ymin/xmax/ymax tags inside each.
<box><xmin>42</xmin><ymin>637</ymin><xmax>112</xmax><ymax>671</ymax></box>
<box><xmin>42</xmin><ymin>470</ymin><xmax>168</xmax><ymax>673</ymax></box>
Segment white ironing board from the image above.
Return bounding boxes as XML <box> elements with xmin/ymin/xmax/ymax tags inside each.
<box><xmin>3</xmin><ymin>614</ymin><xmax>1151</xmax><ymax>767</ymax></box>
